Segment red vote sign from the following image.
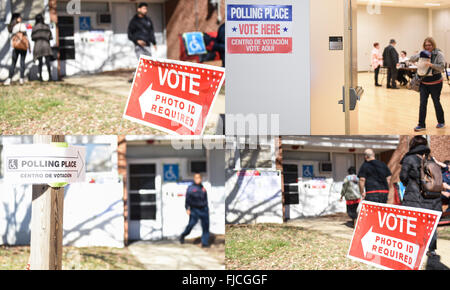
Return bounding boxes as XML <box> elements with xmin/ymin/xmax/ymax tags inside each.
<box><xmin>123</xmin><ymin>56</ymin><xmax>225</xmax><ymax>135</ymax></box>
<box><xmin>348</xmin><ymin>201</ymin><xmax>441</xmax><ymax>270</ymax></box>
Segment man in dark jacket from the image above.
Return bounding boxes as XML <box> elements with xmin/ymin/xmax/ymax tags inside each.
<box><xmin>382</xmin><ymin>39</ymin><xmax>400</xmax><ymax>89</ymax></box>
<box><xmin>128</xmin><ymin>3</ymin><xmax>157</xmax><ymax>60</ymax></box>
<box><xmin>180</xmin><ymin>173</ymin><xmax>210</xmax><ymax>247</ymax></box>
<box><xmin>358</xmin><ymin>149</ymin><xmax>392</xmax><ymax>204</ymax></box>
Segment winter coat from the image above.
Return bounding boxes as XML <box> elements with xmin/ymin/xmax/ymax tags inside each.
<box><xmin>31</xmin><ymin>23</ymin><xmax>53</xmax><ymax>60</ymax></box>
<box><xmin>185</xmin><ymin>183</ymin><xmax>208</xmax><ymax>210</ymax></box>
<box><xmin>400</xmin><ymin>144</ymin><xmax>441</xmax><ymax>211</ymax></box>
<box><xmin>127</xmin><ymin>14</ymin><xmax>156</xmax><ymax>46</ymax></box>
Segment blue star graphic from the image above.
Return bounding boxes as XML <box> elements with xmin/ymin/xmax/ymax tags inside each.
<box><xmin>232</xmin><ymin>27</ymin><xmax>237</xmax><ymax>32</ymax></box>
<box><xmin>283</xmin><ymin>27</ymin><xmax>288</xmax><ymax>32</ymax></box>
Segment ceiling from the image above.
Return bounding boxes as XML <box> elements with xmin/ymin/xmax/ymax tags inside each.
<box><xmin>357</xmin><ymin>0</ymin><xmax>450</xmax><ymax>8</ymax></box>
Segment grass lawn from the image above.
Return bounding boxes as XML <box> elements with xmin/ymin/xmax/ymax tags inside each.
<box><xmin>0</xmin><ymin>245</ymin><xmax>146</xmax><ymax>270</ymax></box>
<box><xmin>226</xmin><ymin>224</ymin><xmax>374</xmax><ymax>270</ymax></box>
<box><xmin>0</xmin><ymin>81</ymin><xmax>159</xmax><ymax>135</ymax></box>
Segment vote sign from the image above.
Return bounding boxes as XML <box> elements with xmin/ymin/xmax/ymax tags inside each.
<box><xmin>348</xmin><ymin>201</ymin><xmax>441</xmax><ymax>270</ymax></box>
<box><xmin>123</xmin><ymin>56</ymin><xmax>225</xmax><ymax>135</ymax></box>
<box><xmin>3</xmin><ymin>144</ymin><xmax>86</xmax><ymax>184</ymax></box>
<box><xmin>227</xmin><ymin>4</ymin><xmax>293</xmax><ymax>54</ymax></box>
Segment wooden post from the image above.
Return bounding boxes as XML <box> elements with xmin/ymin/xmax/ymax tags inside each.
<box><xmin>275</xmin><ymin>137</ymin><xmax>285</xmax><ymax>222</ymax></box>
<box><xmin>117</xmin><ymin>135</ymin><xmax>128</xmax><ymax>246</ymax></box>
<box><xmin>29</xmin><ymin>135</ymin><xmax>65</xmax><ymax>270</ymax></box>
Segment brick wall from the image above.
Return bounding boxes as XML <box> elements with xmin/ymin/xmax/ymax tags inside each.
<box><xmin>430</xmin><ymin>135</ymin><xmax>450</xmax><ymax>162</ymax></box>
<box><xmin>165</xmin><ymin>0</ymin><xmax>225</xmax><ymax>60</ymax></box>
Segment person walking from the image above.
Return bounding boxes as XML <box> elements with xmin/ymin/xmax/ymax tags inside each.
<box><xmin>409</xmin><ymin>37</ymin><xmax>446</xmax><ymax>132</ymax></box>
<box><xmin>358</xmin><ymin>149</ymin><xmax>392</xmax><ymax>204</ymax></box>
<box><xmin>340</xmin><ymin>166</ymin><xmax>361</xmax><ymax>227</ymax></box>
<box><xmin>382</xmin><ymin>39</ymin><xmax>400</xmax><ymax>89</ymax></box>
<box><xmin>127</xmin><ymin>2</ymin><xmax>157</xmax><ymax>82</ymax></box>
<box><xmin>400</xmin><ymin>136</ymin><xmax>445</xmax><ymax>256</ymax></box>
<box><xmin>371</xmin><ymin>42</ymin><xmax>383</xmax><ymax>87</ymax></box>
<box><xmin>180</xmin><ymin>173</ymin><xmax>210</xmax><ymax>248</ymax></box>
<box><xmin>3</xmin><ymin>13</ymin><xmax>29</xmax><ymax>86</ymax></box>
<box><xmin>31</xmin><ymin>14</ymin><xmax>53</xmax><ymax>82</ymax></box>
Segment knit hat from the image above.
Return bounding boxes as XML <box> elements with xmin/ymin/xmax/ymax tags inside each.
<box><xmin>420</xmin><ymin>50</ymin><xmax>431</xmax><ymax>59</ymax></box>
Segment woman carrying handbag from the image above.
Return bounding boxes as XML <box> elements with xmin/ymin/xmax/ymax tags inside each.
<box><xmin>409</xmin><ymin>37</ymin><xmax>446</xmax><ymax>132</ymax></box>
<box><xmin>4</xmin><ymin>13</ymin><xmax>30</xmax><ymax>86</ymax></box>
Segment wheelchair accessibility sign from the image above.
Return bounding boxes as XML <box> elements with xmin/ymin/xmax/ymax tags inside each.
<box><xmin>302</xmin><ymin>165</ymin><xmax>314</xmax><ymax>178</ymax></box>
<box><xmin>163</xmin><ymin>164</ymin><xmax>179</xmax><ymax>182</ymax></box>
<box><xmin>182</xmin><ymin>32</ymin><xmax>207</xmax><ymax>55</ymax></box>
<box><xmin>79</xmin><ymin>16</ymin><xmax>91</xmax><ymax>31</ymax></box>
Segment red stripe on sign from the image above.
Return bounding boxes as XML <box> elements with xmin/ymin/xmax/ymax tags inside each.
<box><xmin>227</xmin><ymin>37</ymin><xmax>292</xmax><ymax>54</ymax></box>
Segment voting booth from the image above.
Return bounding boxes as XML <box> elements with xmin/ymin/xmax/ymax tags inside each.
<box><xmin>226</xmin><ymin>0</ymin><xmax>361</xmax><ymax>135</ymax></box>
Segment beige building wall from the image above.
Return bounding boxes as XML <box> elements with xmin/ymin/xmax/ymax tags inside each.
<box><xmin>432</xmin><ymin>7</ymin><xmax>450</xmax><ymax>57</ymax></box>
<box><xmin>357</xmin><ymin>5</ymin><xmax>429</xmax><ymax>71</ymax></box>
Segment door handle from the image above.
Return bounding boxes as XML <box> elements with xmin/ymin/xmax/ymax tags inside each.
<box><xmin>338</xmin><ymin>86</ymin><xmax>364</xmax><ymax>112</ymax></box>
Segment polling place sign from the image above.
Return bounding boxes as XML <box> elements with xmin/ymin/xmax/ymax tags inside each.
<box><xmin>227</xmin><ymin>4</ymin><xmax>293</xmax><ymax>54</ymax></box>
<box><xmin>2</xmin><ymin>144</ymin><xmax>86</xmax><ymax>184</ymax></box>
<box><xmin>347</xmin><ymin>201</ymin><xmax>441</xmax><ymax>270</ymax></box>
<box><xmin>123</xmin><ymin>56</ymin><xmax>225</xmax><ymax>135</ymax></box>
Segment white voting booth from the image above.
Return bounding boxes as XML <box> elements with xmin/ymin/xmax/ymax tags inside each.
<box><xmin>226</xmin><ymin>170</ymin><xmax>283</xmax><ymax>224</ymax></box>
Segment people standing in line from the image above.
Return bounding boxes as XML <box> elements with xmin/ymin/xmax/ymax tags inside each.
<box><xmin>409</xmin><ymin>37</ymin><xmax>446</xmax><ymax>132</ymax></box>
<box><xmin>180</xmin><ymin>173</ymin><xmax>210</xmax><ymax>248</ymax></box>
<box><xmin>397</xmin><ymin>50</ymin><xmax>409</xmax><ymax>86</ymax></box>
<box><xmin>32</xmin><ymin>14</ymin><xmax>53</xmax><ymax>82</ymax></box>
<box><xmin>340</xmin><ymin>166</ymin><xmax>361</xmax><ymax>227</ymax></box>
<box><xmin>4</xmin><ymin>13</ymin><xmax>29</xmax><ymax>86</ymax></box>
<box><xmin>371</xmin><ymin>42</ymin><xmax>383</xmax><ymax>87</ymax></box>
<box><xmin>382</xmin><ymin>39</ymin><xmax>400</xmax><ymax>89</ymax></box>
<box><xmin>358</xmin><ymin>149</ymin><xmax>392</xmax><ymax>204</ymax></box>
<box><xmin>400</xmin><ymin>136</ymin><xmax>447</xmax><ymax>256</ymax></box>
<box><xmin>127</xmin><ymin>2</ymin><xmax>157</xmax><ymax>82</ymax></box>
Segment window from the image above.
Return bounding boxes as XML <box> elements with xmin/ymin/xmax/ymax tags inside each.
<box><xmin>57</xmin><ymin>1</ymin><xmax>109</xmax><ymax>13</ymax></box>
<box><xmin>79</xmin><ymin>143</ymin><xmax>113</xmax><ymax>173</ymax></box>
<box><xmin>190</xmin><ymin>160</ymin><xmax>207</xmax><ymax>174</ymax></box>
<box><xmin>11</xmin><ymin>0</ymin><xmax>44</xmax><ymax>20</ymax></box>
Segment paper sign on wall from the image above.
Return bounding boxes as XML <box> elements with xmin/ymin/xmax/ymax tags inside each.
<box><xmin>123</xmin><ymin>56</ymin><xmax>225</xmax><ymax>135</ymax></box>
<box><xmin>2</xmin><ymin>144</ymin><xmax>86</xmax><ymax>184</ymax></box>
<box><xmin>347</xmin><ymin>201</ymin><xmax>441</xmax><ymax>270</ymax></box>
<box><xmin>226</xmin><ymin>4</ymin><xmax>293</xmax><ymax>54</ymax></box>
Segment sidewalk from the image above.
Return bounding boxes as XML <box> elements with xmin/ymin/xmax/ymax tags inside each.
<box><xmin>128</xmin><ymin>240</ymin><xmax>225</xmax><ymax>270</ymax></box>
<box><xmin>288</xmin><ymin>213</ymin><xmax>450</xmax><ymax>270</ymax></box>
<box><xmin>63</xmin><ymin>72</ymin><xmax>225</xmax><ymax>135</ymax></box>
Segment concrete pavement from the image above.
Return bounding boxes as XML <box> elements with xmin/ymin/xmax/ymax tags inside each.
<box><xmin>128</xmin><ymin>240</ymin><xmax>225</xmax><ymax>270</ymax></box>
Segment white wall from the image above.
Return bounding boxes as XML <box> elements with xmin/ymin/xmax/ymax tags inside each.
<box><xmin>432</xmin><ymin>8</ymin><xmax>450</xmax><ymax>58</ymax></box>
<box><xmin>0</xmin><ymin>182</ymin><xmax>125</xmax><ymax>247</ymax></box>
<box><xmin>357</xmin><ymin>5</ymin><xmax>429</xmax><ymax>71</ymax></box>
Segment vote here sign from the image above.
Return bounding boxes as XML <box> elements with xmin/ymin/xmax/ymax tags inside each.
<box><xmin>348</xmin><ymin>201</ymin><xmax>441</xmax><ymax>270</ymax></box>
<box><xmin>227</xmin><ymin>4</ymin><xmax>293</xmax><ymax>54</ymax></box>
<box><xmin>123</xmin><ymin>56</ymin><xmax>225</xmax><ymax>135</ymax></box>
<box><xmin>2</xmin><ymin>144</ymin><xmax>86</xmax><ymax>184</ymax></box>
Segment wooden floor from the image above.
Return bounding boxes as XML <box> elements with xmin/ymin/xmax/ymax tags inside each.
<box><xmin>358</xmin><ymin>72</ymin><xmax>450</xmax><ymax>135</ymax></box>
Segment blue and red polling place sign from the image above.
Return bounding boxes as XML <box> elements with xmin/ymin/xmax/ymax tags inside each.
<box><xmin>227</xmin><ymin>4</ymin><xmax>293</xmax><ymax>54</ymax></box>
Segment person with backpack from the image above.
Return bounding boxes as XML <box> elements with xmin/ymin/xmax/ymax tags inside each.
<box><xmin>340</xmin><ymin>166</ymin><xmax>361</xmax><ymax>227</ymax></box>
<box><xmin>358</xmin><ymin>149</ymin><xmax>392</xmax><ymax>204</ymax></box>
<box><xmin>400</xmin><ymin>136</ymin><xmax>445</xmax><ymax>256</ymax></box>
<box><xmin>3</xmin><ymin>13</ymin><xmax>29</xmax><ymax>86</ymax></box>
<box><xmin>408</xmin><ymin>37</ymin><xmax>446</xmax><ymax>132</ymax></box>
<box><xmin>31</xmin><ymin>14</ymin><xmax>53</xmax><ymax>82</ymax></box>
<box><xmin>382</xmin><ymin>39</ymin><xmax>399</xmax><ymax>89</ymax></box>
